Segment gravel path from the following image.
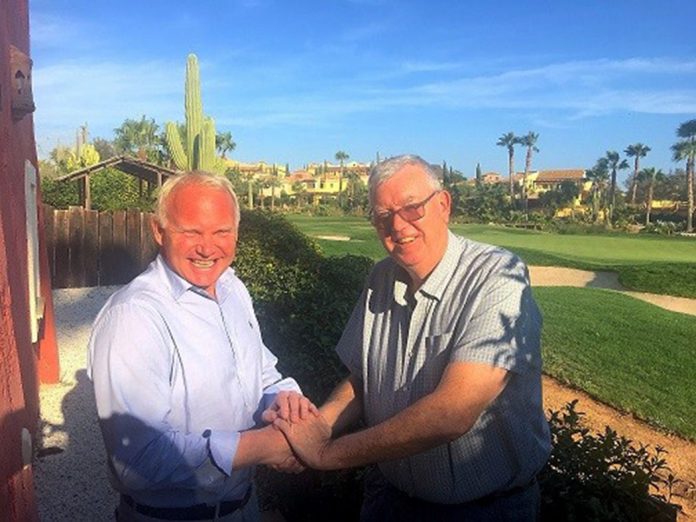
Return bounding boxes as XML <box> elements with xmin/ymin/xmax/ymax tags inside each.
<box><xmin>34</xmin><ymin>268</ymin><xmax>696</xmax><ymax>520</ymax></box>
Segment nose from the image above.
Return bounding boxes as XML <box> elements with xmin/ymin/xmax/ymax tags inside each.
<box><xmin>390</xmin><ymin>211</ymin><xmax>410</xmax><ymax>233</ymax></box>
<box><xmin>195</xmin><ymin>235</ymin><xmax>216</xmax><ymax>257</ymax></box>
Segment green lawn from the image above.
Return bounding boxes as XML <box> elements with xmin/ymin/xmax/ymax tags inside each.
<box><xmin>286</xmin><ymin>215</ymin><xmax>696</xmax><ymax>298</ymax></box>
<box><xmin>535</xmin><ymin>287</ymin><xmax>696</xmax><ymax>440</ymax></box>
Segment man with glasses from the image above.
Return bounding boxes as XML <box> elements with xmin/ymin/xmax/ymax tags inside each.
<box><xmin>274</xmin><ymin>154</ymin><xmax>551</xmax><ymax>520</ymax></box>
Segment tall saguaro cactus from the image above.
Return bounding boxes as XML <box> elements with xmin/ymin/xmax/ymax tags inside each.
<box><xmin>166</xmin><ymin>54</ymin><xmax>218</xmax><ymax>171</ymax></box>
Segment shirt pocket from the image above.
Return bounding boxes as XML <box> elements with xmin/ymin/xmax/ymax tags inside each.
<box><xmin>424</xmin><ymin>331</ymin><xmax>454</xmax><ymax>357</ymax></box>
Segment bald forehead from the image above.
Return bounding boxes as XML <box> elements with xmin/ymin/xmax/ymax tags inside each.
<box><xmin>166</xmin><ymin>183</ymin><xmax>238</xmax><ymax>224</ymax></box>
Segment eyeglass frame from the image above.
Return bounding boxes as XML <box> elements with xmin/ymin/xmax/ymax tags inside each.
<box><xmin>370</xmin><ymin>190</ymin><xmax>442</xmax><ymax>231</ymax></box>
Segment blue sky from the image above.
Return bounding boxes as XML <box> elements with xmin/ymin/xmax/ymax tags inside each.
<box><xmin>30</xmin><ymin>0</ymin><xmax>696</xmax><ymax>183</ymax></box>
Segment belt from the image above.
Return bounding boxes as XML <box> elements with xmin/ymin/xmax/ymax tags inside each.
<box><xmin>121</xmin><ymin>487</ymin><xmax>252</xmax><ymax>521</ymax></box>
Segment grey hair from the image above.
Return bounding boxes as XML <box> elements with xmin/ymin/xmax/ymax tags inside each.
<box><xmin>368</xmin><ymin>154</ymin><xmax>442</xmax><ymax>206</ymax></box>
<box><xmin>155</xmin><ymin>171</ymin><xmax>240</xmax><ymax>229</ymax></box>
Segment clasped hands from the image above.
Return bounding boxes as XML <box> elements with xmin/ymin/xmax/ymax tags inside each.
<box><xmin>260</xmin><ymin>390</ymin><xmax>333</xmax><ymax>472</ymax></box>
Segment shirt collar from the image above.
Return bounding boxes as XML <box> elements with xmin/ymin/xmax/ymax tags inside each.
<box><xmin>416</xmin><ymin>230</ymin><xmax>463</xmax><ymax>301</ymax></box>
<box><xmin>155</xmin><ymin>254</ymin><xmax>235</xmax><ymax>302</ymax></box>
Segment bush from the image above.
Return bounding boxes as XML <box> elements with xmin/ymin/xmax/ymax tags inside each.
<box><xmin>540</xmin><ymin>400</ymin><xmax>681</xmax><ymax>521</ymax></box>
<box><xmin>643</xmin><ymin>220</ymin><xmax>684</xmax><ymax>236</ymax></box>
<box><xmin>234</xmin><ymin>210</ymin><xmax>373</xmax><ymax>518</ymax></box>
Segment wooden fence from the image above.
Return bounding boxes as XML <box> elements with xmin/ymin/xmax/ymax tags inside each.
<box><xmin>44</xmin><ymin>205</ymin><xmax>158</xmax><ymax>288</ymax></box>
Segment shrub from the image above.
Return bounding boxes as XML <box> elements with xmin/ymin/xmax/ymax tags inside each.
<box><xmin>235</xmin><ymin>210</ymin><xmax>373</xmax><ymax>399</ymax></box>
<box><xmin>643</xmin><ymin>220</ymin><xmax>684</xmax><ymax>236</ymax></box>
<box><xmin>540</xmin><ymin>400</ymin><xmax>681</xmax><ymax>521</ymax></box>
<box><xmin>234</xmin><ymin>210</ymin><xmax>372</xmax><ymax>519</ymax></box>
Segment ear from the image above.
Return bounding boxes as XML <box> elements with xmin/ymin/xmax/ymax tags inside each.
<box><xmin>151</xmin><ymin>216</ymin><xmax>165</xmax><ymax>247</ymax></box>
<box><xmin>438</xmin><ymin>190</ymin><xmax>452</xmax><ymax>223</ymax></box>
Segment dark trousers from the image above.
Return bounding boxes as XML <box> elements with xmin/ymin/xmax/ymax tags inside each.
<box><xmin>360</xmin><ymin>467</ymin><xmax>540</xmax><ymax>522</ymax></box>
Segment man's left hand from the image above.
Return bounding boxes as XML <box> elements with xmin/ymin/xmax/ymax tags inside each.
<box><xmin>261</xmin><ymin>390</ymin><xmax>318</xmax><ymax>424</ymax></box>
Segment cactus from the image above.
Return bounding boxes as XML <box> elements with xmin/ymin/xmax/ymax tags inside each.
<box><xmin>166</xmin><ymin>54</ymin><xmax>219</xmax><ymax>172</ymax></box>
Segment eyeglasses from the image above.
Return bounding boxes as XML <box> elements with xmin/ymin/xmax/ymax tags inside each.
<box><xmin>370</xmin><ymin>190</ymin><xmax>441</xmax><ymax>230</ymax></box>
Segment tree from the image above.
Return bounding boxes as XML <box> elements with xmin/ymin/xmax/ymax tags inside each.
<box><xmin>457</xmin><ymin>183</ymin><xmax>512</xmax><ymax>223</ymax></box>
<box><xmin>636</xmin><ymin>167</ymin><xmax>665</xmax><ymax>226</ymax></box>
<box><xmin>215</xmin><ymin>131</ymin><xmax>236</xmax><ymax>159</ymax></box>
<box><xmin>624</xmin><ymin>143</ymin><xmax>651</xmax><ymax>205</ymax></box>
<box><xmin>673</xmin><ymin>119</ymin><xmax>696</xmax><ymax>232</ymax></box>
<box><xmin>292</xmin><ymin>181</ymin><xmax>308</xmax><ymax>209</ymax></box>
<box><xmin>335</xmin><ymin>151</ymin><xmax>349</xmax><ymax>206</ymax></box>
<box><xmin>113</xmin><ymin>115</ymin><xmax>161</xmax><ymax>162</ymax></box>
<box><xmin>519</xmin><ymin>132</ymin><xmax>539</xmax><ymax>216</ymax></box>
<box><xmin>475</xmin><ymin>162</ymin><xmax>482</xmax><ymax>186</ymax></box>
<box><xmin>585</xmin><ymin>160</ymin><xmax>610</xmax><ymax>223</ymax></box>
<box><xmin>603</xmin><ymin>150</ymin><xmax>629</xmax><ymax>224</ymax></box>
<box><xmin>496</xmin><ymin>132</ymin><xmax>519</xmax><ymax>199</ymax></box>
<box><xmin>93</xmin><ymin>137</ymin><xmax>116</xmax><ymax>161</ymax></box>
<box><xmin>269</xmin><ymin>165</ymin><xmax>281</xmax><ymax>211</ymax></box>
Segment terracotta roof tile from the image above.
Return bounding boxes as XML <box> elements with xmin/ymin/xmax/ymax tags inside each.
<box><xmin>536</xmin><ymin>169</ymin><xmax>585</xmax><ymax>182</ymax></box>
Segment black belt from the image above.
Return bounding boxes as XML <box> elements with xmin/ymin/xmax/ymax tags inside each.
<box><xmin>121</xmin><ymin>487</ymin><xmax>252</xmax><ymax>520</ymax></box>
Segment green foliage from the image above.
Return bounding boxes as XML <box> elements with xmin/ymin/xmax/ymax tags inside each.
<box><xmin>65</xmin><ymin>143</ymin><xmax>100</xmax><ymax>170</ymax></box>
<box><xmin>540</xmin><ymin>401</ymin><xmax>680</xmax><ymax>521</ymax></box>
<box><xmin>642</xmin><ymin>220</ymin><xmax>683</xmax><ymax>236</ymax></box>
<box><xmin>40</xmin><ymin>168</ymin><xmax>156</xmax><ymax>211</ymax></box>
<box><xmin>234</xmin><ymin>210</ymin><xmax>372</xmax><ymax>519</ymax></box>
<box><xmin>113</xmin><ymin>115</ymin><xmax>163</xmax><ymax>162</ymax></box>
<box><xmin>234</xmin><ymin>210</ymin><xmax>373</xmax><ymax>400</ymax></box>
<box><xmin>40</xmin><ymin>176</ymin><xmax>80</xmax><ymax>207</ymax></box>
<box><xmin>457</xmin><ymin>183</ymin><xmax>513</xmax><ymax>222</ymax></box>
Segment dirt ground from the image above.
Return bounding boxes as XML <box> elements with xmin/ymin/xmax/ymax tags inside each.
<box><xmin>530</xmin><ymin>266</ymin><xmax>696</xmax><ymax>519</ymax></box>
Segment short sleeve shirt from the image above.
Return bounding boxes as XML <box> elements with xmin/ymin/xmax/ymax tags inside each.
<box><xmin>336</xmin><ymin>231</ymin><xmax>551</xmax><ymax>503</ymax></box>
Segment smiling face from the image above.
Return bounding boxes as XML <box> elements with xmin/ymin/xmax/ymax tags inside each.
<box><xmin>152</xmin><ymin>182</ymin><xmax>238</xmax><ymax>298</ymax></box>
<box><xmin>372</xmin><ymin>164</ymin><xmax>451</xmax><ymax>288</ymax></box>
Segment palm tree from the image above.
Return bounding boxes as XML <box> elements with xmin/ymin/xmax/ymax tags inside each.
<box><xmin>244</xmin><ymin>171</ymin><xmax>256</xmax><ymax>209</ymax></box>
<box><xmin>292</xmin><ymin>181</ymin><xmax>307</xmax><ymax>209</ymax></box>
<box><xmin>672</xmin><ymin>140</ymin><xmax>696</xmax><ymax>233</ymax></box>
<box><xmin>585</xmin><ymin>160</ymin><xmax>609</xmax><ymax>223</ymax></box>
<box><xmin>674</xmin><ymin>119</ymin><xmax>696</xmax><ymax>232</ymax></box>
<box><xmin>335</xmin><ymin>151</ymin><xmax>349</xmax><ymax>207</ymax></box>
<box><xmin>624</xmin><ymin>143</ymin><xmax>651</xmax><ymax>205</ymax></box>
<box><xmin>519</xmin><ymin>132</ymin><xmax>539</xmax><ymax>216</ymax></box>
<box><xmin>269</xmin><ymin>165</ymin><xmax>281</xmax><ymax>211</ymax></box>
<box><xmin>496</xmin><ymin>132</ymin><xmax>519</xmax><ymax>199</ymax></box>
<box><xmin>113</xmin><ymin>115</ymin><xmax>160</xmax><ymax>161</ymax></box>
<box><xmin>637</xmin><ymin>167</ymin><xmax>665</xmax><ymax>226</ymax></box>
<box><xmin>603</xmin><ymin>150</ymin><xmax>629</xmax><ymax>224</ymax></box>
<box><xmin>215</xmin><ymin>131</ymin><xmax>236</xmax><ymax>159</ymax></box>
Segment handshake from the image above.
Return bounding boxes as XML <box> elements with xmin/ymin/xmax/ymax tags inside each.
<box><xmin>259</xmin><ymin>390</ymin><xmax>334</xmax><ymax>474</ymax></box>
